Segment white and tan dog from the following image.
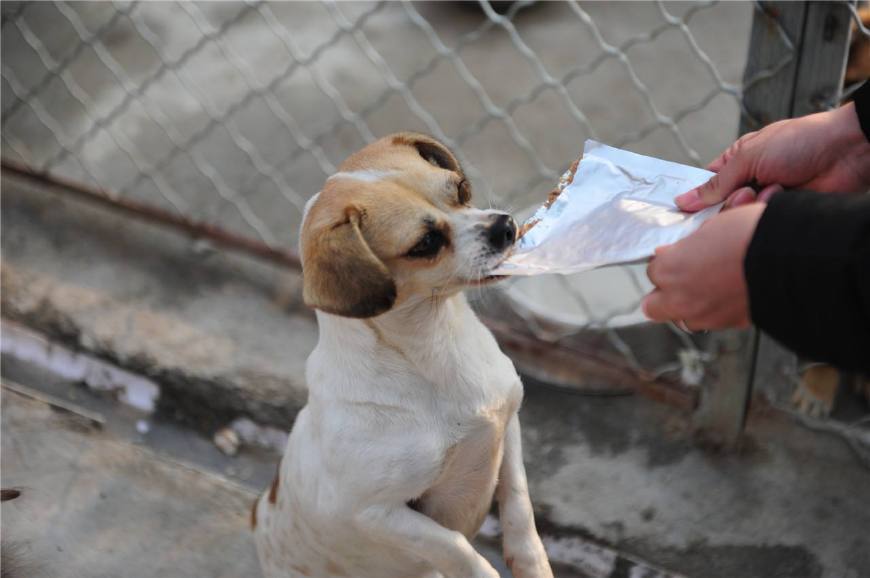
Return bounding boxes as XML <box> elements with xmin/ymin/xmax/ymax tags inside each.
<box><xmin>253</xmin><ymin>133</ymin><xmax>552</xmax><ymax>578</ymax></box>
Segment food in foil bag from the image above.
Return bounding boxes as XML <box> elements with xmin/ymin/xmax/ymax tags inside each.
<box><xmin>492</xmin><ymin>140</ymin><xmax>724</xmax><ymax>276</ymax></box>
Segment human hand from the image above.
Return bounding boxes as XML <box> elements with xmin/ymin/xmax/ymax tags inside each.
<box><xmin>676</xmin><ymin>103</ymin><xmax>870</xmax><ymax>212</ymax></box>
<box><xmin>641</xmin><ymin>203</ymin><xmax>766</xmax><ymax>331</ymax></box>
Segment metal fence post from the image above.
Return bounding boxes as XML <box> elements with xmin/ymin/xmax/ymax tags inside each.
<box><xmin>740</xmin><ymin>0</ymin><xmax>851</xmax><ymax>147</ymax></box>
<box><xmin>754</xmin><ymin>1</ymin><xmax>853</xmax><ymax>406</ymax></box>
<box><xmin>693</xmin><ymin>329</ymin><xmax>757</xmax><ymax>447</ymax></box>
<box><xmin>790</xmin><ymin>1</ymin><xmax>854</xmax><ymax>118</ymax></box>
<box><xmin>694</xmin><ymin>1</ymin><xmax>854</xmax><ymax>447</ymax></box>
<box><xmin>750</xmin><ymin>0</ymin><xmax>853</xmax><ymax>394</ymax></box>
<box><xmin>691</xmin><ymin>2</ymin><xmax>806</xmax><ymax>448</ymax></box>
<box><xmin>755</xmin><ymin>0</ymin><xmax>854</xmax><ymax>405</ymax></box>
<box><xmin>739</xmin><ymin>1</ymin><xmax>851</xmax><ymax>133</ymax></box>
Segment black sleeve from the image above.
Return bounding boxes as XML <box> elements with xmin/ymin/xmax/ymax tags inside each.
<box><xmin>744</xmin><ymin>191</ymin><xmax>870</xmax><ymax>374</ymax></box>
<box><xmin>854</xmin><ymin>80</ymin><xmax>870</xmax><ymax>142</ymax></box>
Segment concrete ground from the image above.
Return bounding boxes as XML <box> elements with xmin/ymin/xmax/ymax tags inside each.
<box><xmin>0</xmin><ymin>360</ymin><xmax>671</xmax><ymax>578</ymax></box>
<box><xmin>1</xmin><ymin>386</ymin><xmax>260</xmax><ymax>578</ymax></box>
<box><xmin>3</xmin><ymin>172</ymin><xmax>870</xmax><ymax>578</ymax></box>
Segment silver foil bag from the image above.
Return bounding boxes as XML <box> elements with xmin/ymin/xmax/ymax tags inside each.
<box><xmin>493</xmin><ymin>140</ymin><xmax>723</xmax><ymax>276</ymax></box>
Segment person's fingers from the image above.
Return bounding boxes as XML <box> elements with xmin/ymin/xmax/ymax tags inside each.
<box><xmin>653</xmin><ymin>243</ymin><xmax>673</xmax><ymax>257</ymax></box>
<box><xmin>672</xmin><ymin>318</ymin><xmax>696</xmax><ymax>333</ymax></box>
<box><xmin>677</xmin><ymin>137</ymin><xmax>757</xmax><ymax>212</ymax></box>
<box><xmin>707</xmin><ymin>131</ymin><xmax>757</xmax><ymax>172</ymax></box>
<box><xmin>706</xmin><ymin>150</ymin><xmax>729</xmax><ymax>173</ymax></box>
<box><xmin>724</xmin><ymin>186</ymin><xmax>757</xmax><ymax>209</ymax></box>
<box><xmin>706</xmin><ymin>140</ymin><xmax>736</xmax><ymax>173</ymax></box>
<box><xmin>641</xmin><ymin>289</ymin><xmax>673</xmax><ymax>322</ymax></box>
<box><xmin>704</xmin><ymin>158</ymin><xmax>753</xmax><ymax>206</ymax></box>
<box><xmin>646</xmin><ymin>257</ymin><xmax>662</xmax><ymax>288</ymax></box>
<box><xmin>714</xmin><ymin>182</ymin><xmax>783</xmax><ymax>211</ymax></box>
<box><xmin>675</xmin><ymin>186</ymin><xmax>705</xmax><ymax>212</ymax></box>
<box><xmin>677</xmin><ymin>169</ymin><xmax>744</xmax><ymax>212</ymax></box>
<box><xmin>646</xmin><ymin>244</ymin><xmax>674</xmax><ymax>288</ymax></box>
<box><xmin>757</xmin><ymin>183</ymin><xmax>783</xmax><ymax>203</ymax></box>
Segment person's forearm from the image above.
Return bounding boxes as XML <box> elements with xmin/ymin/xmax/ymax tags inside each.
<box><xmin>744</xmin><ymin>191</ymin><xmax>870</xmax><ymax>373</ymax></box>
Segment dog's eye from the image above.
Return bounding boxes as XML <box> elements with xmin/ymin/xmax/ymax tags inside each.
<box><xmin>457</xmin><ymin>179</ymin><xmax>471</xmax><ymax>205</ymax></box>
<box><xmin>407</xmin><ymin>230</ymin><xmax>445</xmax><ymax>259</ymax></box>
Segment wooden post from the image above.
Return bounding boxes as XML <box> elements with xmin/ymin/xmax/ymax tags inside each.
<box><xmin>694</xmin><ymin>1</ymin><xmax>852</xmax><ymax>447</ymax></box>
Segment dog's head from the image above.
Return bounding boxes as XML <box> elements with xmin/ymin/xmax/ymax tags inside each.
<box><xmin>301</xmin><ymin>132</ymin><xmax>517</xmax><ymax>318</ymax></box>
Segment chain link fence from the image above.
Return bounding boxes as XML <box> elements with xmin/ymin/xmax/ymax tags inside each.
<box><xmin>0</xmin><ymin>1</ymin><xmax>861</xmax><ymax>405</ymax></box>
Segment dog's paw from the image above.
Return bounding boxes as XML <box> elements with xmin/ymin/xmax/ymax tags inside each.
<box><xmin>505</xmin><ymin>558</ymin><xmax>553</xmax><ymax>578</ymax></box>
<box><xmin>792</xmin><ymin>365</ymin><xmax>839</xmax><ymax>418</ymax></box>
<box><xmin>504</xmin><ymin>543</ymin><xmax>553</xmax><ymax>578</ymax></box>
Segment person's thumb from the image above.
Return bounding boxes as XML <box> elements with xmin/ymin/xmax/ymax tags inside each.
<box><xmin>676</xmin><ymin>152</ymin><xmax>751</xmax><ymax>212</ymax></box>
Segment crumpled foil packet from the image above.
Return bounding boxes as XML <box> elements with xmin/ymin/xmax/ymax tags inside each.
<box><xmin>493</xmin><ymin>140</ymin><xmax>723</xmax><ymax>276</ymax></box>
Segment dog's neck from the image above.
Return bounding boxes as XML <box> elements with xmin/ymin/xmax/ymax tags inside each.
<box><xmin>311</xmin><ymin>292</ymin><xmax>510</xmax><ymax>402</ymax></box>
<box><xmin>317</xmin><ymin>292</ymin><xmax>473</xmax><ymax>353</ymax></box>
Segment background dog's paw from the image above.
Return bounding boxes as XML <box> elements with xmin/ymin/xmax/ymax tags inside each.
<box><xmin>791</xmin><ymin>365</ymin><xmax>839</xmax><ymax>418</ymax></box>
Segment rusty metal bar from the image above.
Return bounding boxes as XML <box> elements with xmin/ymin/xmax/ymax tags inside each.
<box><xmin>483</xmin><ymin>317</ymin><xmax>698</xmax><ymax>411</ymax></box>
<box><xmin>2</xmin><ymin>157</ymin><xmax>698</xmax><ymax>411</ymax></box>
<box><xmin>1</xmin><ymin>158</ymin><xmax>301</xmax><ymax>269</ymax></box>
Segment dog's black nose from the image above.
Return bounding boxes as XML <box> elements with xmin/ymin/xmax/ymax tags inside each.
<box><xmin>487</xmin><ymin>214</ymin><xmax>517</xmax><ymax>251</ymax></box>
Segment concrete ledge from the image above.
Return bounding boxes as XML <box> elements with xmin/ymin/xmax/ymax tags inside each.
<box><xmin>2</xmin><ymin>173</ymin><xmax>313</xmax><ymax>432</ymax></box>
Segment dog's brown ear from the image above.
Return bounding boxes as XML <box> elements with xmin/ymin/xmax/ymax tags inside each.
<box><xmin>1</xmin><ymin>489</ymin><xmax>21</xmax><ymax>502</ymax></box>
<box><xmin>413</xmin><ymin>140</ymin><xmax>459</xmax><ymax>172</ymax></box>
<box><xmin>302</xmin><ymin>206</ymin><xmax>396</xmax><ymax>318</ymax></box>
<box><xmin>392</xmin><ymin>133</ymin><xmax>462</xmax><ymax>174</ymax></box>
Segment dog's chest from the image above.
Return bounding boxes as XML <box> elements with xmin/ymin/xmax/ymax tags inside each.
<box><xmin>414</xmin><ymin>392</ymin><xmax>518</xmax><ymax>537</ymax></box>
<box><xmin>440</xmin><ymin>399</ymin><xmax>515</xmax><ymax>481</ymax></box>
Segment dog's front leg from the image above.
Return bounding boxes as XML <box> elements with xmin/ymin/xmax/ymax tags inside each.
<box><xmin>355</xmin><ymin>504</ymin><xmax>499</xmax><ymax>578</ymax></box>
<box><xmin>497</xmin><ymin>414</ymin><xmax>553</xmax><ymax>578</ymax></box>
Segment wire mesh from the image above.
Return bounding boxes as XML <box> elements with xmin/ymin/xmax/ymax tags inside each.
<box><xmin>1</xmin><ymin>0</ymin><xmax>805</xmax><ymax>384</ymax></box>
